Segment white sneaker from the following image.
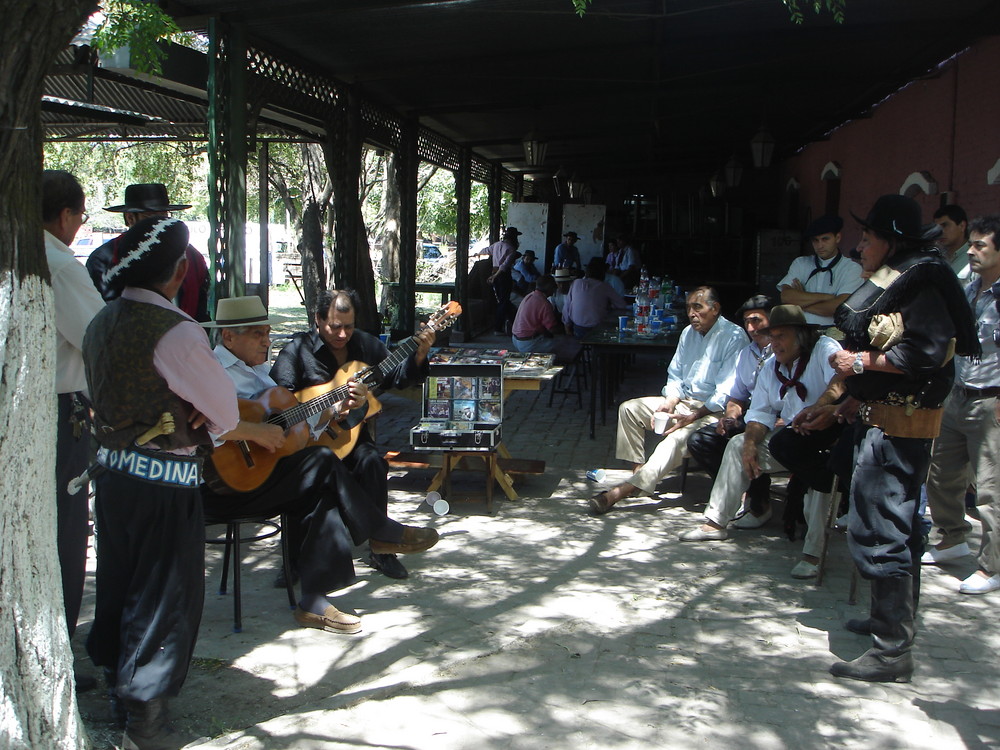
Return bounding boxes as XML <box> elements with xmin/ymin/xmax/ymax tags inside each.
<box><xmin>959</xmin><ymin>572</ymin><xmax>1000</xmax><ymax>595</ymax></box>
<box><xmin>920</xmin><ymin>542</ymin><xmax>971</xmax><ymax>565</ymax></box>
<box><xmin>733</xmin><ymin>507</ymin><xmax>772</xmax><ymax>529</ymax></box>
<box><xmin>791</xmin><ymin>560</ymin><xmax>818</xmax><ymax>579</ymax></box>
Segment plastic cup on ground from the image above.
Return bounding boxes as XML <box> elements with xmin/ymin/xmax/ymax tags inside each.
<box><xmin>426</xmin><ymin>491</ymin><xmax>442</xmax><ymax>507</ymax></box>
<box><xmin>653</xmin><ymin>412</ymin><xmax>670</xmax><ymax>435</ymax></box>
<box><xmin>432</xmin><ymin>498</ymin><xmax>450</xmax><ymax>515</ymax></box>
<box><xmin>586</xmin><ymin>468</ymin><xmax>606</xmax><ymax>481</ymax></box>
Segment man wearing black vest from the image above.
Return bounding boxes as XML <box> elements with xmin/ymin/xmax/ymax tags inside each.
<box><xmin>83</xmin><ymin>217</ymin><xmax>239</xmax><ymax>749</ymax></box>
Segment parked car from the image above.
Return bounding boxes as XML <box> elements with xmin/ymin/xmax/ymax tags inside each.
<box><xmin>421</xmin><ymin>243</ymin><xmax>442</xmax><ymax>259</ymax></box>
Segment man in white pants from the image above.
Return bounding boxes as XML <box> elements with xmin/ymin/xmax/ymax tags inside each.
<box><xmin>679</xmin><ymin>305</ymin><xmax>843</xmax><ymax>579</ymax></box>
<box><xmin>589</xmin><ymin>286</ymin><xmax>747</xmax><ymax>514</ymax></box>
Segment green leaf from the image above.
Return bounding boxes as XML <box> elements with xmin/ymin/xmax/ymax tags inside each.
<box><xmin>92</xmin><ymin>0</ymin><xmax>182</xmax><ymax>75</ymax></box>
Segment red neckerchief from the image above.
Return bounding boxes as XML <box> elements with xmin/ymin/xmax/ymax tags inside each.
<box><xmin>775</xmin><ymin>350</ymin><xmax>811</xmax><ymax>400</ymax></box>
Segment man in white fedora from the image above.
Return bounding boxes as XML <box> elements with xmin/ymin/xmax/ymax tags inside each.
<box><xmin>202</xmin><ymin>296</ymin><xmax>439</xmax><ymax>635</ymax></box>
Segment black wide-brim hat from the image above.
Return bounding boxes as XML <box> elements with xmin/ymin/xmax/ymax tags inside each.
<box><xmin>105</xmin><ymin>183</ymin><xmax>192</xmax><ymax>213</ymax></box>
<box><xmin>103</xmin><ymin>217</ymin><xmax>189</xmax><ymax>292</ymax></box>
<box><xmin>850</xmin><ymin>194</ymin><xmax>942</xmax><ymax>242</ymax></box>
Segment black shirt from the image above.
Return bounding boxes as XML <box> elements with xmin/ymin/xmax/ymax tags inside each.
<box><xmin>269</xmin><ymin>328</ymin><xmax>428</xmax><ymax>394</ymax></box>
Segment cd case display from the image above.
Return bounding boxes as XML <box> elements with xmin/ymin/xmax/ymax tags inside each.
<box><xmin>411</xmin><ymin>363</ymin><xmax>503</xmax><ymax>451</ymax></box>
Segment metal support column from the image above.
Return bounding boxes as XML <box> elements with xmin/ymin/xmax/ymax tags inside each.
<box><xmin>455</xmin><ymin>148</ymin><xmax>471</xmax><ymax>337</ymax></box>
<box><xmin>396</xmin><ymin>120</ymin><xmax>418</xmax><ymax>335</ymax></box>
<box><xmin>207</xmin><ymin>19</ymin><xmax>248</xmax><ymax>305</ymax></box>
<box><xmin>488</xmin><ymin>162</ymin><xmax>502</xmax><ymax>243</ymax></box>
<box><xmin>258</xmin><ymin>140</ymin><xmax>270</xmax><ymax>307</ymax></box>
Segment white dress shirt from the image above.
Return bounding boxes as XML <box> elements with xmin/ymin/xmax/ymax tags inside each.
<box><xmin>662</xmin><ymin>317</ymin><xmax>748</xmax><ymax>412</ymax></box>
<box><xmin>45</xmin><ymin>230</ymin><xmax>106</xmax><ymax>394</ymax></box>
<box><xmin>746</xmin><ymin>335</ymin><xmax>841</xmax><ymax>428</ymax></box>
<box><xmin>778</xmin><ymin>253</ymin><xmax>864</xmax><ymax>326</ymax></box>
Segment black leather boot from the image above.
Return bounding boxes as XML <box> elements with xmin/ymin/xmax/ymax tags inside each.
<box><xmin>831</xmin><ymin>576</ymin><xmax>915</xmax><ymax>683</ymax></box>
<box><xmin>845</xmin><ymin>561</ymin><xmax>921</xmax><ymax>636</ymax></box>
<box><xmin>103</xmin><ymin>667</ymin><xmax>127</xmax><ymax>729</ymax></box>
<box><xmin>122</xmin><ymin>698</ymin><xmax>185</xmax><ymax>750</ymax></box>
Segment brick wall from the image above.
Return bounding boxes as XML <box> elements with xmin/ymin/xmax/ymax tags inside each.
<box><xmin>781</xmin><ymin>35</ymin><xmax>1000</xmax><ymax>252</ymax></box>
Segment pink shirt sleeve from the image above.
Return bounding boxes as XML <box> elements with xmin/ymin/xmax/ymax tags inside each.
<box><xmin>153</xmin><ymin>320</ymin><xmax>240</xmax><ymax>435</ymax></box>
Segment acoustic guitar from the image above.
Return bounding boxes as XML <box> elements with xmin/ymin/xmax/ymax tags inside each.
<box><xmin>205</xmin><ymin>301</ymin><xmax>461</xmax><ymax>493</ymax></box>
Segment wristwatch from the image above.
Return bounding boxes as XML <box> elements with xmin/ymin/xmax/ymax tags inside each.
<box><xmin>852</xmin><ymin>352</ymin><xmax>864</xmax><ymax>375</ymax></box>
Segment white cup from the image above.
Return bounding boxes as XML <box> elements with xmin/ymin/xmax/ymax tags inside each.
<box><xmin>432</xmin><ymin>499</ymin><xmax>450</xmax><ymax>515</ymax></box>
<box><xmin>426</xmin><ymin>491</ymin><xmax>442</xmax><ymax>507</ymax></box>
<box><xmin>652</xmin><ymin>412</ymin><xmax>670</xmax><ymax>435</ymax></box>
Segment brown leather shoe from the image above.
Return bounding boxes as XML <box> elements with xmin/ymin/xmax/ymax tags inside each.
<box><xmin>293</xmin><ymin>605</ymin><xmax>362</xmax><ymax>634</ymax></box>
<box><xmin>588</xmin><ymin>491</ymin><xmax>616</xmax><ymax>515</ymax></box>
<box><xmin>370</xmin><ymin>526</ymin><xmax>440</xmax><ymax>555</ymax></box>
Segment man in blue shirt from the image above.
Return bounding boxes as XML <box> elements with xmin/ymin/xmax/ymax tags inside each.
<box><xmin>590</xmin><ymin>286</ymin><xmax>747</xmax><ymax>514</ymax></box>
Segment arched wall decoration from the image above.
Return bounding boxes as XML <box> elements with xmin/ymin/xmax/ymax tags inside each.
<box><xmin>820</xmin><ymin>161</ymin><xmax>841</xmax><ymax>181</ymax></box>
<box><xmin>899</xmin><ymin>171</ymin><xmax>938</xmax><ymax>197</ymax></box>
<box><xmin>986</xmin><ymin>158</ymin><xmax>1000</xmax><ymax>186</ymax></box>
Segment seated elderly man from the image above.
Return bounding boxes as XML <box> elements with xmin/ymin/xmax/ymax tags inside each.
<box><xmin>202</xmin><ymin>296</ymin><xmax>439</xmax><ymax>635</ymax></box>
<box><xmin>685</xmin><ymin>294</ymin><xmax>775</xmax><ymax>526</ymax></box>
<box><xmin>589</xmin><ymin>286</ymin><xmax>747</xmax><ymax>515</ymax></box>
<box><xmin>678</xmin><ymin>305</ymin><xmax>843</xmax><ymax>579</ymax></box>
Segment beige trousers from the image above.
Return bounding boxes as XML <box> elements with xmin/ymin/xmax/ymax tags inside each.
<box><xmin>616</xmin><ymin>396</ymin><xmax>717</xmax><ymax>494</ymax></box>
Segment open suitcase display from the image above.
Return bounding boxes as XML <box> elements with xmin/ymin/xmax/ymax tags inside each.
<box><xmin>410</xmin><ymin>363</ymin><xmax>502</xmax><ymax>452</ymax></box>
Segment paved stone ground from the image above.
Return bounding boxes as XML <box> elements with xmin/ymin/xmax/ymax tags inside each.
<box><xmin>76</xmin><ymin>328</ymin><xmax>1000</xmax><ymax>749</ymax></box>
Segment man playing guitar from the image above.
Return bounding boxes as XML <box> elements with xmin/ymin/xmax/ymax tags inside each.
<box><xmin>203</xmin><ymin>296</ymin><xmax>439</xmax><ymax>634</ymax></box>
<box><xmin>271</xmin><ymin>289</ymin><xmax>437</xmax><ymax>580</ymax></box>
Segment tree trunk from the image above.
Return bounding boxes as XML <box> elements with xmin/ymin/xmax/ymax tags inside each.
<box><xmin>0</xmin><ymin>2</ymin><xmax>94</xmax><ymax>749</ymax></box>
<box><xmin>298</xmin><ymin>200</ymin><xmax>325</xmax><ymax>322</ymax></box>
<box><xmin>378</xmin><ymin>153</ymin><xmax>402</xmax><ymax>325</ymax></box>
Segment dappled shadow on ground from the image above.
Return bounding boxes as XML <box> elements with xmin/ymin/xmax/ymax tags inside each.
<box><xmin>76</xmin><ymin>348</ymin><xmax>999</xmax><ymax>748</ymax></box>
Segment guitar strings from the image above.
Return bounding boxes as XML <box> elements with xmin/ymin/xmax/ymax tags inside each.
<box><xmin>265</xmin><ymin>306</ymin><xmax>458</xmax><ymax>430</ymax></box>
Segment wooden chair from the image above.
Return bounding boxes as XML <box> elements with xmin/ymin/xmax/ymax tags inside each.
<box><xmin>205</xmin><ymin>514</ymin><xmax>296</xmax><ymax>633</ymax></box>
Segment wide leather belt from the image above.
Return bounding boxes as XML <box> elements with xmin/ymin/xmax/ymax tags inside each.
<box><xmin>97</xmin><ymin>447</ymin><xmax>202</xmax><ymax>488</ymax></box>
<box><xmin>858</xmin><ymin>402</ymin><xmax>943</xmax><ymax>439</ymax></box>
<box><xmin>957</xmin><ymin>385</ymin><xmax>1000</xmax><ymax>399</ymax></box>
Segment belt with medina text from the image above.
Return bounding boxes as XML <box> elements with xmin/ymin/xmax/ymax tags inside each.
<box><xmin>97</xmin><ymin>447</ymin><xmax>203</xmax><ymax>488</ymax></box>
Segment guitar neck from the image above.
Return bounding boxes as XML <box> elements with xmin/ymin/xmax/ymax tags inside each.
<box><xmin>271</xmin><ymin>384</ymin><xmax>350</xmax><ymax>429</ymax></box>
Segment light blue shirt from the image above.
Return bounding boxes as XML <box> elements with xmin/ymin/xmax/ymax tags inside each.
<box><xmin>662</xmin><ymin>317</ymin><xmax>748</xmax><ymax>412</ymax></box>
<box><xmin>956</xmin><ymin>277</ymin><xmax>1000</xmax><ymax>388</ymax></box>
<box><xmin>746</xmin><ymin>335</ymin><xmax>841</xmax><ymax>428</ymax></box>
<box><xmin>213</xmin><ymin>344</ymin><xmax>326</xmax><ymax>439</ymax></box>
<box><xmin>720</xmin><ymin>340</ymin><xmax>771</xmax><ymax>404</ymax></box>
<box><xmin>214</xmin><ymin>343</ymin><xmax>275</xmax><ymax>397</ymax></box>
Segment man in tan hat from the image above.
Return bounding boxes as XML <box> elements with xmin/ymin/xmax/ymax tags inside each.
<box><xmin>678</xmin><ymin>305</ymin><xmax>843</xmax><ymax>581</ymax></box>
<box><xmin>201</xmin><ymin>296</ymin><xmax>439</xmax><ymax>634</ymax></box>
<box><xmin>86</xmin><ymin>183</ymin><xmax>210</xmax><ymax>322</ymax></box>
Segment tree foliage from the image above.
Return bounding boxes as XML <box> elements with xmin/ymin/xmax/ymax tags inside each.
<box><xmin>782</xmin><ymin>0</ymin><xmax>846</xmax><ymax>24</ymax></box>
<box><xmin>91</xmin><ymin>0</ymin><xmax>182</xmax><ymax>74</ymax></box>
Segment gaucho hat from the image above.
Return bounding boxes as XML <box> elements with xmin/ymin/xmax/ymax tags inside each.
<box><xmin>850</xmin><ymin>194</ymin><xmax>942</xmax><ymax>242</ymax></box>
<box><xmin>105</xmin><ymin>183</ymin><xmax>192</xmax><ymax>213</ymax></box>
<box><xmin>758</xmin><ymin>304</ymin><xmax>816</xmax><ymax>334</ymax></box>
